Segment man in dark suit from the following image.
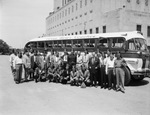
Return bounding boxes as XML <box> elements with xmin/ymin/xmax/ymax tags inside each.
<box><xmin>67</xmin><ymin>49</ymin><xmax>77</xmax><ymax>72</ymax></box>
<box><xmin>88</xmin><ymin>52</ymin><xmax>100</xmax><ymax>87</ymax></box>
<box><xmin>30</xmin><ymin>50</ymin><xmax>37</xmax><ymax>80</ymax></box>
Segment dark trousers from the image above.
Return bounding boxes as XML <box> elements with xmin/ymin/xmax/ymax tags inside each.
<box><xmin>108</xmin><ymin>68</ymin><xmax>116</xmax><ymax>88</ymax></box>
<box><xmin>15</xmin><ymin>64</ymin><xmax>22</xmax><ymax>83</ymax></box>
<box><xmin>101</xmin><ymin>65</ymin><xmax>106</xmax><ymax>87</ymax></box>
<box><xmin>90</xmin><ymin>72</ymin><xmax>97</xmax><ymax>86</ymax></box>
<box><xmin>108</xmin><ymin>68</ymin><xmax>113</xmax><ymax>88</ymax></box>
<box><xmin>97</xmin><ymin>68</ymin><xmax>101</xmax><ymax>86</ymax></box>
<box><xmin>24</xmin><ymin>65</ymin><xmax>29</xmax><ymax>80</ymax></box>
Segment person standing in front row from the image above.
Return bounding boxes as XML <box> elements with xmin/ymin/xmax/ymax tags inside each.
<box><xmin>9</xmin><ymin>49</ymin><xmax>17</xmax><ymax>79</ymax></box>
<box><xmin>76</xmin><ymin>51</ymin><xmax>83</xmax><ymax>70</ymax></box>
<box><xmin>68</xmin><ymin>49</ymin><xmax>76</xmax><ymax>71</ymax></box>
<box><xmin>99</xmin><ymin>52</ymin><xmax>107</xmax><ymax>88</ymax></box>
<box><xmin>23</xmin><ymin>50</ymin><xmax>31</xmax><ymax>82</ymax></box>
<box><xmin>114</xmin><ymin>52</ymin><xmax>126</xmax><ymax>93</ymax></box>
<box><xmin>83</xmin><ymin>50</ymin><xmax>89</xmax><ymax>69</ymax></box>
<box><xmin>88</xmin><ymin>52</ymin><xmax>99</xmax><ymax>87</ymax></box>
<box><xmin>13</xmin><ymin>52</ymin><xmax>23</xmax><ymax>84</ymax></box>
<box><xmin>105</xmin><ymin>53</ymin><xmax>116</xmax><ymax>90</ymax></box>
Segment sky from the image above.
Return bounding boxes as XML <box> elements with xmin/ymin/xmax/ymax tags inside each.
<box><xmin>0</xmin><ymin>0</ymin><xmax>53</xmax><ymax>48</ymax></box>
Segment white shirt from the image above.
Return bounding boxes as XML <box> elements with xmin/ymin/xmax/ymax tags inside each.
<box><xmin>9</xmin><ymin>54</ymin><xmax>16</xmax><ymax>66</ymax></box>
<box><xmin>77</xmin><ymin>55</ymin><xmax>83</xmax><ymax>64</ymax></box>
<box><xmin>23</xmin><ymin>54</ymin><xmax>31</xmax><ymax>68</ymax></box>
<box><xmin>83</xmin><ymin>54</ymin><xmax>89</xmax><ymax>63</ymax></box>
<box><xmin>105</xmin><ymin>58</ymin><xmax>115</xmax><ymax>74</ymax></box>
<box><xmin>63</xmin><ymin>55</ymin><xmax>68</xmax><ymax>62</ymax></box>
<box><xmin>99</xmin><ymin>57</ymin><xmax>107</xmax><ymax>66</ymax></box>
<box><xmin>13</xmin><ymin>56</ymin><xmax>23</xmax><ymax>69</ymax></box>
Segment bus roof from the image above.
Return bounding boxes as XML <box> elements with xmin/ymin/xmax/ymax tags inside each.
<box><xmin>29</xmin><ymin>31</ymin><xmax>145</xmax><ymax>42</ymax></box>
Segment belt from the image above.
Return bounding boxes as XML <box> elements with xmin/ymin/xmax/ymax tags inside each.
<box><xmin>16</xmin><ymin>64</ymin><xmax>22</xmax><ymax>65</ymax></box>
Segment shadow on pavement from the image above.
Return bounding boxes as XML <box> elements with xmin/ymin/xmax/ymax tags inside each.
<box><xmin>127</xmin><ymin>80</ymin><xmax>149</xmax><ymax>87</ymax></box>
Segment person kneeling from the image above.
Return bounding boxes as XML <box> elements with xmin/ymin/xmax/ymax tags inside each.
<box><xmin>70</xmin><ymin>65</ymin><xmax>79</xmax><ymax>86</ymax></box>
<box><xmin>79</xmin><ymin>64</ymin><xmax>91</xmax><ymax>87</ymax></box>
<box><xmin>60</xmin><ymin>64</ymin><xmax>70</xmax><ymax>84</ymax></box>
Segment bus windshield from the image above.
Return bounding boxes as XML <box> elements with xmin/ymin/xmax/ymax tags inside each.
<box><xmin>127</xmin><ymin>38</ymin><xmax>148</xmax><ymax>51</ymax></box>
<box><xmin>135</xmin><ymin>38</ymin><xmax>148</xmax><ymax>51</ymax></box>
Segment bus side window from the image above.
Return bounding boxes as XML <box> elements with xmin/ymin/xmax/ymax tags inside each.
<box><xmin>111</xmin><ymin>37</ymin><xmax>124</xmax><ymax>48</ymax></box>
<box><xmin>62</xmin><ymin>40</ymin><xmax>66</xmax><ymax>47</ymax></box>
<box><xmin>128</xmin><ymin>39</ymin><xmax>136</xmax><ymax>50</ymax></box>
<box><xmin>38</xmin><ymin>42</ymin><xmax>44</xmax><ymax>48</ymax></box>
<box><xmin>46</xmin><ymin>41</ymin><xmax>53</xmax><ymax>48</ymax></box>
<box><xmin>98</xmin><ymin>39</ymin><xmax>108</xmax><ymax>48</ymax></box>
<box><xmin>66</xmin><ymin>40</ymin><xmax>72</xmax><ymax>47</ymax></box>
<box><xmin>58</xmin><ymin>41</ymin><xmax>62</xmax><ymax>47</ymax></box>
<box><xmin>26</xmin><ymin>43</ymin><xmax>31</xmax><ymax>48</ymax></box>
<box><xmin>89</xmin><ymin>39</ymin><xmax>95</xmax><ymax>47</ymax></box>
<box><xmin>84</xmin><ymin>39</ymin><xmax>95</xmax><ymax>48</ymax></box>
<box><xmin>54</xmin><ymin>41</ymin><xmax>57</xmax><ymax>47</ymax></box>
<box><xmin>77</xmin><ymin>40</ymin><xmax>82</xmax><ymax>47</ymax></box>
<box><xmin>84</xmin><ymin>39</ymin><xmax>89</xmax><ymax>47</ymax></box>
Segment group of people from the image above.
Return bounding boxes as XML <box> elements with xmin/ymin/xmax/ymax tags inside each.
<box><xmin>9</xmin><ymin>49</ymin><xmax>126</xmax><ymax>93</ymax></box>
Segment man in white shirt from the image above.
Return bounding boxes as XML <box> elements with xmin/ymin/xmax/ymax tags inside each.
<box><xmin>9</xmin><ymin>49</ymin><xmax>16</xmax><ymax>77</ymax></box>
<box><xmin>13</xmin><ymin>52</ymin><xmax>23</xmax><ymax>84</ymax></box>
<box><xmin>76</xmin><ymin>51</ymin><xmax>83</xmax><ymax>70</ymax></box>
<box><xmin>105</xmin><ymin>53</ymin><xmax>115</xmax><ymax>90</ymax></box>
<box><xmin>82</xmin><ymin>50</ymin><xmax>89</xmax><ymax>69</ymax></box>
<box><xmin>23</xmin><ymin>50</ymin><xmax>31</xmax><ymax>81</ymax></box>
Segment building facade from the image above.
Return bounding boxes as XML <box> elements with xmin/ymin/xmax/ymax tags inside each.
<box><xmin>46</xmin><ymin>0</ymin><xmax>150</xmax><ymax>45</ymax></box>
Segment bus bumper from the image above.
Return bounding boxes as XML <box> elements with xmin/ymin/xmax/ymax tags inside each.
<box><xmin>131</xmin><ymin>68</ymin><xmax>150</xmax><ymax>77</ymax></box>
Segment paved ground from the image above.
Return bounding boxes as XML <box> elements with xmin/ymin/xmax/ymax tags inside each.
<box><xmin>0</xmin><ymin>55</ymin><xmax>150</xmax><ymax>115</ymax></box>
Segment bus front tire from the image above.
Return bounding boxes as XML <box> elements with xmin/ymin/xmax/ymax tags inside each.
<box><xmin>131</xmin><ymin>75</ymin><xmax>144</xmax><ymax>81</ymax></box>
<box><xmin>123</xmin><ymin>67</ymin><xmax>131</xmax><ymax>86</ymax></box>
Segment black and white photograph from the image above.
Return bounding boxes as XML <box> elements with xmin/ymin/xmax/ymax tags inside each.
<box><xmin>0</xmin><ymin>0</ymin><xmax>150</xmax><ymax>115</ymax></box>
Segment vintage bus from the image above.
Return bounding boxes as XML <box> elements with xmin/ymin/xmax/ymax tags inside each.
<box><xmin>24</xmin><ymin>31</ymin><xmax>150</xmax><ymax>85</ymax></box>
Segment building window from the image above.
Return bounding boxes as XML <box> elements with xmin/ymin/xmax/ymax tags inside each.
<box><xmin>137</xmin><ymin>25</ymin><xmax>141</xmax><ymax>32</ymax></box>
<box><xmin>72</xmin><ymin>33</ymin><xmax>74</xmax><ymax>35</ymax></box>
<box><xmin>147</xmin><ymin>26</ymin><xmax>150</xmax><ymax>37</ymax></box>
<box><xmin>80</xmin><ymin>0</ymin><xmax>82</xmax><ymax>8</ymax></box>
<box><xmin>62</xmin><ymin>11</ymin><xmax>64</xmax><ymax>17</ymax></box>
<box><xmin>76</xmin><ymin>3</ymin><xmax>78</xmax><ymax>10</ymax></box>
<box><xmin>72</xmin><ymin>6</ymin><xmax>74</xmax><ymax>12</ymax></box>
<box><xmin>62</xmin><ymin>0</ymin><xmax>64</xmax><ymax>6</ymax></box>
<box><xmin>145</xmin><ymin>0</ymin><xmax>148</xmax><ymax>6</ymax></box>
<box><xmin>103</xmin><ymin>26</ymin><xmax>106</xmax><ymax>33</ymax></box>
<box><xmin>90</xmin><ymin>10</ymin><xmax>93</xmax><ymax>13</ymax></box>
<box><xmin>127</xmin><ymin>0</ymin><xmax>130</xmax><ymax>3</ymax></box>
<box><xmin>96</xmin><ymin>27</ymin><xmax>99</xmax><ymax>33</ymax></box>
<box><xmin>85</xmin><ymin>0</ymin><xmax>87</xmax><ymax>5</ymax></box>
<box><xmin>84</xmin><ymin>30</ymin><xmax>87</xmax><ymax>34</ymax></box>
<box><xmin>75</xmin><ymin>32</ymin><xmax>78</xmax><ymax>35</ymax></box>
<box><xmin>80</xmin><ymin>31</ymin><xmax>82</xmax><ymax>34</ymax></box>
<box><xmin>136</xmin><ymin>0</ymin><xmax>140</xmax><ymax>4</ymax></box>
<box><xmin>68</xmin><ymin>7</ymin><xmax>70</xmax><ymax>14</ymax></box>
<box><xmin>60</xmin><ymin>13</ymin><xmax>61</xmax><ymax>19</ymax></box>
<box><xmin>65</xmin><ymin>0</ymin><xmax>67</xmax><ymax>4</ymax></box>
<box><xmin>65</xmin><ymin>9</ymin><xmax>67</xmax><ymax>16</ymax></box>
<box><xmin>90</xmin><ymin>29</ymin><xmax>92</xmax><ymax>34</ymax></box>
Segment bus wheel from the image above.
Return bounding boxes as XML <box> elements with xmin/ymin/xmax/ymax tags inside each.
<box><xmin>131</xmin><ymin>75</ymin><xmax>144</xmax><ymax>81</ymax></box>
<box><xmin>123</xmin><ymin>67</ymin><xmax>131</xmax><ymax>86</ymax></box>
